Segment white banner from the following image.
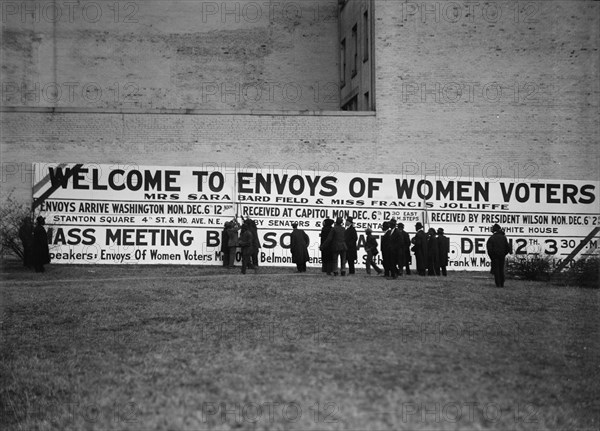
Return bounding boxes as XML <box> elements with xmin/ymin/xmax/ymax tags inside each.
<box><xmin>32</xmin><ymin>163</ymin><xmax>600</xmax><ymax>269</ymax></box>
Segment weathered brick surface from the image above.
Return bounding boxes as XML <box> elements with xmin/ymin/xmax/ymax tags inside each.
<box><xmin>1</xmin><ymin>0</ymin><xmax>340</xmax><ymax>110</ymax></box>
<box><xmin>1</xmin><ymin>1</ymin><xmax>598</xmax><ymax>205</ymax></box>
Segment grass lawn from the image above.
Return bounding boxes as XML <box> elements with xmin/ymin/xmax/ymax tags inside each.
<box><xmin>1</xmin><ymin>261</ymin><xmax>599</xmax><ymax>430</ymax></box>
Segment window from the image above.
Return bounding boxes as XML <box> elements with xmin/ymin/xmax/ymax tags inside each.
<box><xmin>340</xmin><ymin>38</ymin><xmax>346</xmax><ymax>87</ymax></box>
<box><xmin>364</xmin><ymin>92</ymin><xmax>369</xmax><ymax>110</ymax></box>
<box><xmin>363</xmin><ymin>10</ymin><xmax>369</xmax><ymax>62</ymax></box>
<box><xmin>351</xmin><ymin>24</ymin><xmax>358</xmax><ymax>77</ymax></box>
<box><xmin>342</xmin><ymin>95</ymin><xmax>358</xmax><ymax>111</ymax></box>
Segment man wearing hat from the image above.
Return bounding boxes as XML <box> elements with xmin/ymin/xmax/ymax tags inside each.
<box><xmin>364</xmin><ymin>228</ymin><xmax>382</xmax><ymax>275</ymax></box>
<box><xmin>321</xmin><ymin>216</ymin><xmax>348</xmax><ymax>276</ymax></box>
<box><xmin>290</xmin><ymin>222</ymin><xmax>310</xmax><ymax>272</ymax></box>
<box><xmin>411</xmin><ymin>222</ymin><xmax>427</xmax><ymax>276</ymax></box>
<box><xmin>437</xmin><ymin>228</ymin><xmax>450</xmax><ymax>276</ymax></box>
<box><xmin>345</xmin><ymin>217</ymin><xmax>358</xmax><ymax>275</ymax></box>
<box><xmin>32</xmin><ymin>216</ymin><xmax>51</xmax><ymax>273</ymax></box>
<box><xmin>380</xmin><ymin>221</ymin><xmax>392</xmax><ymax>277</ymax></box>
<box><xmin>486</xmin><ymin>223</ymin><xmax>511</xmax><ymax>287</ymax></box>
<box><xmin>388</xmin><ymin>219</ymin><xmax>403</xmax><ymax>278</ymax></box>
<box><xmin>398</xmin><ymin>223</ymin><xmax>411</xmax><ymax>275</ymax></box>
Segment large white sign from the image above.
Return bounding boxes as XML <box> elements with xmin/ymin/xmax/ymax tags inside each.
<box><xmin>32</xmin><ymin>163</ymin><xmax>600</xmax><ymax>270</ymax></box>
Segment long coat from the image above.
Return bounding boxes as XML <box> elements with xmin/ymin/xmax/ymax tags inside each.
<box><xmin>412</xmin><ymin>229</ymin><xmax>428</xmax><ymax>270</ymax></box>
<box><xmin>238</xmin><ymin>229</ymin><xmax>254</xmax><ymax>256</ymax></box>
<box><xmin>290</xmin><ymin>228</ymin><xmax>310</xmax><ymax>263</ymax></box>
<box><xmin>323</xmin><ymin>225</ymin><xmax>347</xmax><ymax>252</ymax></box>
<box><xmin>381</xmin><ymin>229</ymin><xmax>392</xmax><ymax>263</ymax></box>
<box><xmin>486</xmin><ymin>231</ymin><xmax>511</xmax><ymax>259</ymax></box>
<box><xmin>320</xmin><ymin>223</ymin><xmax>334</xmax><ymax>271</ymax></box>
<box><xmin>389</xmin><ymin>228</ymin><xmax>406</xmax><ymax>267</ymax></box>
<box><xmin>400</xmin><ymin>230</ymin><xmax>411</xmax><ymax>265</ymax></box>
<box><xmin>32</xmin><ymin>223</ymin><xmax>50</xmax><ymax>267</ymax></box>
<box><xmin>427</xmin><ymin>231</ymin><xmax>439</xmax><ymax>270</ymax></box>
<box><xmin>438</xmin><ymin>234</ymin><xmax>450</xmax><ymax>266</ymax></box>
<box><xmin>345</xmin><ymin>225</ymin><xmax>358</xmax><ymax>261</ymax></box>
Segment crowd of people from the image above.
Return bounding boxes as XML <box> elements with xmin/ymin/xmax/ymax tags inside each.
<box><xmin>220</xmin><ymin>216</ymin><xmax>453</xmax><ymax>279</ymax></box>
<box><xmin>19</xmin><ymin>212</ymin><xmax>510</xmax><ymax>287</ymax></box>
<box><xmin>317</xmin><ymin>217</ymin><xmax>450</xmax><ymax>279</ymax></box>
<box><xmin>219</xmin><ymin>215</ymin><xmax>511</xmax><ymax>287</ymax></box>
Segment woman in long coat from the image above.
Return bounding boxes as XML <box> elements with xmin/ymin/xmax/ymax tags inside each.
<box><xmin>290</xmin><ymin>222</ymin><xmax>310</xmax><ymax>272</ymax></box>
<box><xmin>319</xmin><ymin>218</ymin><xmax>335</xmax><ymax>274</ymax></box>
<box><xmin>32</xmin><ymin>216</ymin><xmax>50</xmax><ymax>273</ymax></box>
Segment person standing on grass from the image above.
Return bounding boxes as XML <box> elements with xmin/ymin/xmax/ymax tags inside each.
<box><xmin>226</xmin><ymin>219</ymin><xmax>240</xmax><ymax>268</ymax></box>
<box><xmin>322</xmin><ymin>217</ymin><xmax>347</xmax><ymax>276</ymax></box>
<box><xmin>380</xmin><ymin>221</ymin><xmax>391</xmax><ymax>277</ymax></box>
<box><xmin>437</xmin><ymin>228</ymin><xmax>450</xmax><ymax>276</ymax></box>
<box><xmin>364</xmin><ymin>228</ymin><xmax>382</xmax><ymax>275</ymax></box>
<box><xmin>238</xmin><ymin>222</ymin><xmax>254</xmax><ymax>274</ymax></box>
<box><xmin>345</xmin><ymin>217</ymin><xmax>358</xmax><ymax>275</ymax></box>
<box><xmin>486</xmin><ymin>223</ymin><xmax>512</xmax><ymax>287</ymax></box>
<box><xmin>426</xmin><ymin>227</ymin><xmax>440</xmax><ymax>276</ymax></box>
<box><xmin>243</xmin><ymin>217</ymin><xmax>261</xmax><ymax>271</ymax></box>
<box><xmin>398</xmin><ymin>223</ymin><xmax>412</xmax><ymax>275</ymax></box>
<box><xmin>221</xmin><ymin>222</ymin><xmax>230</xmax><ymax>267</ymax></box>
<box><xmin>290</xmin><ymin>222</ymin><xmax>310</xmax><ymax>272</ymax></box>
<box><xmin>412</xmin><ymin>222</ymin><xmax>427</xmax><ymax>276</ymax></box>
<box><xmin>32</xmin><ymin>216</ymin><xmax>50</xmax><ymax>273</ymax></box>
<box><xmin>320</xmin><ymin>218</ymin><xmax>335</xmax><ymax>275</ymax></box>
<box><xmin>388</xmin><ymin>219</ymin><xmax>401</xmax><ymax>279</ymax></box>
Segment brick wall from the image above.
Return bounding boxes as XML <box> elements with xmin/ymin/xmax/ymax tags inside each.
<box><xmin>1</xmin><ymin>0</ymin><xmax>598</xmax><ymax>206</ymax></box>
<box><xmin>374</xmin><ymin>0</ymin><xmax>599</xmax><ymax>182</ymax></box>
<box><xmin>1</xmin><ymin>0</ymin><xmax>340</xmax><ymax>111</ymax></box>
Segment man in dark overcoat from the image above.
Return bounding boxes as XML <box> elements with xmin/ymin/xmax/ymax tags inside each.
<box><xmin>322</xmin><ymin>217</ymin><xmax>347</xmax><ymax>276</ymax></box>
<box><xmin>290</xmin><ymin>222</ymin><xmax>310</xmax><ymax>272</ymax></box>
<box><xmin>398</xmin><ymin>223</ymin><xmax>411</xmax><ymax>275</ymax></box>
<box><xmin>319</xmin><ymin>218</ymin><xmax>335</xmax><ymax>274</ymax></box>
<box><xmin>388</xmin><ymin>219</ymin><xmax>403</xmax><ymax>278</ymax></box>
<box><xmin>380</xmin><ymin>221</ymin><xmax>391</xmax><ymax>277</ymax></box>
<box><xmin>244</xmin><ymin>217</ymin><xmax>261</xmax><ymax>271</ymax></box>
<box><xmin>32</xmin><ymin>216</ymin><xmax>50</xmax><ymax>273</ymax></box>
<box><xmin>226</xmin><ymin>219</ymin><xmax>240</xmax><ymax>268</ymax></box>
<box><xmin>238</xmin><ymin>223</ymin><xmax>254</xmax><ymax>274</ymax></box>
<box><xmin>412</xmin><ymin>222</ymin><xmax>428</xmax><ymax>276</ymax></box>
<box><xmin>486</xmin><ymin>223</ymin><xmax>511</xmax><ymax>287</ymax></box>
<box><xmin>221</xmin><ymin>222</ymin><xmax>230</xmax><ymax>267</ymax></box>
<box><xmin>437</xmin><ymin>228</ymin><xmax>450</xmax><ymax>276</ymax></box>
<box><xmin>426</xmin><ymin>228</ymin><xmax>439</xmax><ymax>276</ymax></box>
<box><xmin>344</xmin><ymin>217</ymin><xmax>358</xmax><ymax>275</ymax></box>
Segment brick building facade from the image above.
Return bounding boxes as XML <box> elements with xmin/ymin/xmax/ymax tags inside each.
<box><xmin>2</xmin><ymin>0</ymin><xmax>598</xmax><ymax>203</ymax></box>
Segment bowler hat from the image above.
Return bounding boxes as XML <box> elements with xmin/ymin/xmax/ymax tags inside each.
<box><xmin>492</xmin><ymin>223</ymin><xmax>501</xmax><ymax>232</ymax></box>
<box><xmin>415</xmin><ymin>222</ymin><xmax>423</xmax><ymax>230</ymax></box>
